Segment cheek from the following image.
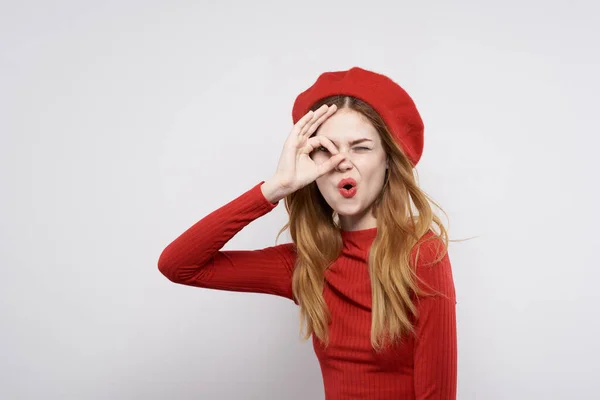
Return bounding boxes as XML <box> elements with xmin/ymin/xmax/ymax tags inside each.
<box><xmin>314</xmin><ymin>176</ymin><xmax>328</xmax><ymax>195</ymax></box>
<box><xmin>357</xmin><ymin>164</ymin><xmax>387</xmax><ymax>190</ymax></box>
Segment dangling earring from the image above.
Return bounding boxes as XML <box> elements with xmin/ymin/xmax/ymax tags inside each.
<box><xmin>332</xmin><ymin>210</ymin><xmax>340</xmax><ymax>228</ymax></box>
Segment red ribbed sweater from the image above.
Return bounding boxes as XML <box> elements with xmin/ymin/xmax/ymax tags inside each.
<box><xmin>158</xmin><ymin>181</ymin><xmax>457</xmax><ymax>400</ymax></box>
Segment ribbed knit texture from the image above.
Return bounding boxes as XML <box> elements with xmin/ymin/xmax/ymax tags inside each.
<box><xmin>158</xmin><ymin>181</ymin><xmax>457</xmax><ymax>400</ymax></box>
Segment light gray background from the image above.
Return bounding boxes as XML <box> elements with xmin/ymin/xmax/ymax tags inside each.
<box><xmin>1</xmin><ymin>1</ymin><xmax>599</xmax><ymax>399</ymax></box>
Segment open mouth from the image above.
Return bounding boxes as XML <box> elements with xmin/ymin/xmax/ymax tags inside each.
<box><xmin>338</xmin><ymin>180</ymin><xmax>357</xmax><ymax>198</ymax></box>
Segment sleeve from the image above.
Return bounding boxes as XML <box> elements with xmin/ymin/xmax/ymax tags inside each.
<box><xmin>157</xmin><ymin>181</ymin><xmax>297</xmax><ymax>301</ymax></box>
<box><xmin>412</xmin><ymin>233</ymin><xmax>458</xmax><ymax>400</ymax></box>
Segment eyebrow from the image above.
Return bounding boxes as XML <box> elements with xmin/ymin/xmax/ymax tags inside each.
<box><xmin>329</xmin><ymin>138</ymin><xmax>373</xmax><ymax>146</ymax></box>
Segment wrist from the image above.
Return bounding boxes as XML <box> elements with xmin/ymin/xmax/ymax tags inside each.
<box><xmin>261</xmin><ymin>178</ymin><xmax>289</xmax><ymax>204</ymax></box>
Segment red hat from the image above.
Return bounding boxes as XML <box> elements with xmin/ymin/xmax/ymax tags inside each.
<box><xmin>292</xmin><ymin>66</ymin><xmax>424</xmax><ymax>166</ymax></box>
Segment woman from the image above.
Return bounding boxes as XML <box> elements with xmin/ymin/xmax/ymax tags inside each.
<box><xmin>158</xmin><ymin>67</ymin><xmax>457</xmax><ymax>399</ymax></box>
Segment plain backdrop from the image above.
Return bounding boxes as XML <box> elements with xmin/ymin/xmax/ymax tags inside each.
<box><xmin>1</xmin><ymin>1</ymin><xmax>599</xmax><ymax>399</ymax></box>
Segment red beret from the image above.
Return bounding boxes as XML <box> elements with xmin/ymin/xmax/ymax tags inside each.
<box><xmin>292</xmin><ymin>67</ymin><xmax>425</xmax><ymax>166</ymax></box>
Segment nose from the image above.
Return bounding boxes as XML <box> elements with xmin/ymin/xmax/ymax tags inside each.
<box><xmin>335</xmin><ymin>152</ymin><xmax>354</xmax><ymax>172</ymax></box>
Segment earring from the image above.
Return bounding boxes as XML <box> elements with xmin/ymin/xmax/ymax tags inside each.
<box><xmin>332</xmin><ymin>211</ymin><xmax>340</xmax><ymax>228</ymax></box>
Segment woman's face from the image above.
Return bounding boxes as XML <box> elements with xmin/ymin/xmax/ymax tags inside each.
<box><xmin>311</xmin><ymin>108</ymin><xmax>388</xmax><ymax>231</ymax></box>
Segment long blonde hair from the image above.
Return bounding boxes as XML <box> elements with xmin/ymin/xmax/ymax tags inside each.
<box><xmin>275</xmin><ymin>95</ymin><xmax>449</xmax><ymax>352</ymax></box>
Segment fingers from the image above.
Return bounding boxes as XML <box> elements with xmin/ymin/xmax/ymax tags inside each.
<box><xmin>317</xmin><ymin>153</ymin><xmax>346</xmax><ymax>176</ymax></box>
<box><xmin>298</xmin><ymin>104</ymin><xmax>337</xmax><ymax>138</ymax></box>
<box><xmin>303</xmin><ymin>135</ymin><xmax>339</xmax><ymax>155</ymax></box>
<box><xmin>305</xmin><ymin>105</ymin><xmax>337</xmax><ymax>138</ymax></box>
<box><xmin>316</xmin><ymin>135</ymin><xmax>339</xmax><ymax>154</ymax></box>
<box><xmin>293</xmin><ymin>110</ymin><xmax>315</xmax><ymax>136</ymax></box>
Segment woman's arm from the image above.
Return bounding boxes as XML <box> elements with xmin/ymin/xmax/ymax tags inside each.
<box><xmin>412</xmin><ymin>235</ymin><xmax>458</xmax><ymax>400</ymax></box>
<box><xmin>157</xmin><ymin>181</ymin><xmax>297</xmax><ymax>301</ymax></box>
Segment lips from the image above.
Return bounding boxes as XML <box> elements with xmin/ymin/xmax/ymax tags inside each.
<box><xmin>337</xmin><ymin>178</ymin><xmax>357</xmax><ymax>198</ymax></box>
<box><xmin>337</xmin><ymin>178</ymin><xmax>357</xmax><ymax>190</ymax></box>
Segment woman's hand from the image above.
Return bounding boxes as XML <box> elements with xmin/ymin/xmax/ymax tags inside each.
<box><xmin>269</xmin><ymin>104</ymin><xmax>345</xmax><ymax>196</ymax></box>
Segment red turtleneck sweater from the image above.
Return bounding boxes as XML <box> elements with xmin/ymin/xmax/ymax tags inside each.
<box><xmin>158</xmin><ymin>181</ymin><xmax>457</xmax><ymax>400</ymax></box>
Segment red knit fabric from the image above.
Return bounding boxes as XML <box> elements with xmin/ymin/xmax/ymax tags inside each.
<box><xmin>158</xmin><ymin>182</ymin><xmax>457</xmax><ymax>400</ymax></box>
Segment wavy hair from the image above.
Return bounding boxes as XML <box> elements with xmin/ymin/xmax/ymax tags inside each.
<box><xmin>275</xmin><ymin>95</ymin><xmax>449</xmax><ymax>351</ymax></box>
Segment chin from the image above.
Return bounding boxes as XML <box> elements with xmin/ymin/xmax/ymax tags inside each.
<box><xmin>331</xmin><ymin>201</ymin><xmax>365</xmax><ymax>217</ymax></box>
